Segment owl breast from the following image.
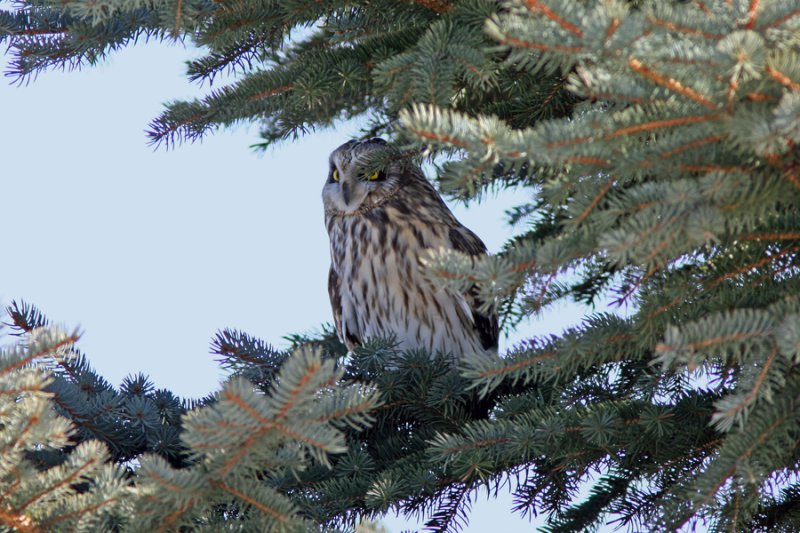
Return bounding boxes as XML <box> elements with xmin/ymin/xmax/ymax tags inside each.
<box><xmin>326</xmin><ymin>206</ymin><xmax>488</xmax><ymax>356</ymax></box>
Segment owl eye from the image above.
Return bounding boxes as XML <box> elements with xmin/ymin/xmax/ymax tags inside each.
<box><xmin>365</xmin><ymin>170</ymin><xmax>385</xmax><ymax>181</ymax></box>
<box><xmin>331</xmin><ymin>168</ymin><xmax>340</xmax><ymax>182</ymax></box>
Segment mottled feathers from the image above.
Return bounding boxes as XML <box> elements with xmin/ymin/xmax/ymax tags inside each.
<box><xmin>322</xmin><ymin>138</ymin><xmax>498</xmax><ymax>358</ymax></box>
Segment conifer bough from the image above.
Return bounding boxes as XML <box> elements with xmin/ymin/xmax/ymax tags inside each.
<box><xmin>3</xmin><ymin>0</ymin><xmax>800</xmax><ymax>531</ymax></box>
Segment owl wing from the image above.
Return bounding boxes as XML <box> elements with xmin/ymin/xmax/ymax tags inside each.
<box><xmin>447</xmin><ymin>226</ymin><xmax>500</xmax><ymax>351</ymax></box>
<box><xmin>328</xmin><ymin>266</ymin><xmax>361</xmax><ymax>350</ymax></box>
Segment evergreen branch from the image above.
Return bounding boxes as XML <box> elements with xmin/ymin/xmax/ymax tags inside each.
<box><xmin>424</xmin><ymin>481</ymin><xmax>473</xmax><ymax>533</ymax></box>
<box><xmin>548</xmin><ymin>474</ymin><xmax>629</xmax><ymax>533</ymax></box>
<box><xmin>16</xmin><ymin>454</ymin><xmax>100</xmax><ymax>511</ymax></box>
<box><xmin>491</xmin><ymin>31</ymin><xmax>584</xmax><ymax>54</ymax></box>
<box><xmin>315</xmin><ymin>395</ymin><xmax>381</xmax><ymax>425</ymax></box>
<box><xmin>710</xmin><ymin>343</ymin><xmax>778</xmax><ymax>431</ymax></box>
<box><xmin>467</xmin><ymin>351</ymin><xmax>556</xmax><ymax>383</ymax></box>
<box><xmin>574</xmin><ymin>176</ymin><xmax>614</xmax><ymax>225</ymax></box>
<box><xmin>646</xmin><ymin>15</ymin><xmax>724</xmax><ymax>40</ymax></box>
<box><xmin>761</xmin><ymin>8</ymin><xmax>800</xmax><ymax>29</ymax></box>
<box><xmin>222</xmin><ymin>387</ymin><xmax>271</xmax><ymax>426</ymax></box>
<box><xmin>741</xmin><ymin>232</ymin><xmax>800</xmax><ymax>242</ymax></box>
<box><xmin>706</xmin><ymin>246</ymin><xmax>800</xmax><ymax>290</ymax></box>
<box><xmin>674</xmin><ymin>406</ymin><xmax>794</xmax><ymax>530</ymax></box>
<box><xmin>410</xmin><ymin>0</ymin><xmax>452</xmax><ymax>14</ymax></box>
<box><xmin>1</xmin><ymin>412</ymin><xmax>46</xmax><ymax>457</ymax></box>
<box><xmin>0</xmin><ymin>323</ymin><xmax>132</xmax><ymax>530</ymax></box>
<box><xmin>0</xmin><ymin>386</ymin><xmax>50</xmax><ymax>396</ymax></box>
<box><xmin>173</xmin><ymin>0</ymin><xmax>183</xmax><ymax>36</ymax></box>
<box><xmin>463</xmin><ymin>315</ymin><xmax>636</xmax><ymax>395</ymax></box>
<box><xmin>5</xmin><ymin>301</ymin><xmax>48</xmax><ymax>333</ymax></box>
<box><xmin>211</xmin><ymin>480</ymin><xmax>292</xmax><ymax>524</ymax></box>
<box><xmin>766</xmin><ymin>65</ymin><xmax>800</xmax><ymax>91</ymax></box>
<box><xmin>139</xmin><ymin>464</ymin><xmax>186</xmax><ymax>494</ymax></box>
<box><xmin>271</xmin><ymin>421</ymin><xmax>334</xmax><ymax>452</ymax></box>
<box><xmin>612</xmin><ymin>264</ymin><xmax>659</xmax><ymax>307</ymax></box>
<box><xmin>659</xmin><ymin>329</ymin><xmax>764</xmax><ymax>354</ymax></box>
<box><xmin>275</xmin><ymin>357</ymin><xmax>324</xmax><ymax>420</ymax></box>
<box><xmin>249</xmin><ymin>84</ymin><xmax>295</xmax><ymax>102</ymax></box>
<box><xmin>0</xmin><ymin>510</ymin><xmax>40</xmax><ymax>533</ymax></box>
<box><xmin>437</xmin><ymin>436</ymin><xmax>511</xmax><ymax>456</ymax></box>
<box><xmin>679</xmin><ymin>164</ymin><xmax>745</xmax><ymax>173</ymax></box>
<box><xmin>0</xmin><ymin>329</ymin><xmax>80</xmax><ymax>375</ymax></box>
<box><xmin>214</xmin><ymin>422</ymin><xmax>269</xmax><ymax>478</ymax></box>
<box><xmin>655</xmin><ymin>135</ymin><xmax>722</xmax><ymax>161</ymax></box>
<box><xmin>38</xmin><ymin>495</ymin><xmax>121</xmax><ymax>530</ymax></box>
<box><xmin>604</xmin><ymin>112</ymin><xmax>724</xmax><ymax>140</ymax></box>
<box><xmin>524</xmin><ymin>0</ymin><xmax>583</xmax><ymax>37</ymax></box>
<box><xmin>746</xmin><ymin>0</ymin><xmax>761</xmax><ymax>30</ymax></box>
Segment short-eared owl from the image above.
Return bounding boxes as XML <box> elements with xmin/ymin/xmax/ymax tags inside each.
<box><xmin>322</xmin><ymin>138</ymin><xmax>498</xmax><ymax>357</ymax></box>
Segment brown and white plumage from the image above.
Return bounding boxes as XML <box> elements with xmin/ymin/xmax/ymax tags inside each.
<box><xmin>322</xmin><ymin>138</ymin><xmax>498</xmax><ymax>357</ymax></box>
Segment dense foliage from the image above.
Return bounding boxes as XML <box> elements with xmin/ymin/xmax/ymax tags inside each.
<box><xmin>3</xmin><ymin>0</ymin><xmax>800</xmax><ymax>531</ymax></box>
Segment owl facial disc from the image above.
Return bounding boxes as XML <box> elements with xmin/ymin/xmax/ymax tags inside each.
<box><xmin>321</xmin><ymin>138</ymin><xmax>396</xmax><ymax>215</ymax></box>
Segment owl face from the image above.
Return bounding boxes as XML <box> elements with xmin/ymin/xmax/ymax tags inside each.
<box><xmin>322</xmin><ymin>138</ymin><xmax>403</xmax><ymax>214</ymax></box>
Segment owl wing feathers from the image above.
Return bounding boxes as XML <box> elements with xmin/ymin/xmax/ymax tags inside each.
<box><xmin>329</xmin><ymin>221</ymin><xmax>499</xmax><ymax>353</ymax></box>
<box><xmin>447</xmin><ymin>226</ymin><xmax>500</xmax><ymax>352</ymax></box>
<box><xmin>328</xmin><ymin>266</ymin><xmax>361</xmax><ymax>349</ymax></box>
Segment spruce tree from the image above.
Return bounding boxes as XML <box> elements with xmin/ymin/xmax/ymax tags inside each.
<box><xmin>0</xmin><ymin>321</ymin><xmax>132</xmax><ymax>531</ymax></box>
<box><xmin>2</xmin><ymin>305</ymin><xmax>382</xmax><ymax>531</ymax></box>
<box><xmin>3</xmin><ymin>0</ymin><xmax>800</xmax><ymax>531</ymax></box>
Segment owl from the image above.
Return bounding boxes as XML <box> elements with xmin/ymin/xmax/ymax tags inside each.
<box><xmin>322</xmin><ymin>138</ymin><xmax>498</xmax><ymax>358</ymax></box>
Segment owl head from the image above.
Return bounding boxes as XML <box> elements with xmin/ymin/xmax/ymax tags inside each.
<box><xmin>322</xmin><ymin>138</ymin><xmax>408</xmax><ymax>215</ymax></box>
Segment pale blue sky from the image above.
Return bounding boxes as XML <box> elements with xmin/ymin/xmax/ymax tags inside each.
<box><xmin>1</xmin><ymin>40</ymin><xmax>599</xmax><ymax>532</ymax></box>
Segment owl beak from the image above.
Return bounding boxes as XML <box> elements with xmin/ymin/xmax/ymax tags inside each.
<box><xmin>341</xmin><ymin>181</ymin><xmax>352</xmax><ymax>205</ymax></box>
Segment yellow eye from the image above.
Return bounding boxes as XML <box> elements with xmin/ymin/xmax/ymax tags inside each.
<box><xmin>367</xmin><ymin>170</ymin><xmax>380</xmax><ymax>181</ymax></box>
<box><xmin>332</xmin><ymin>169</ymin><xmax>340</xmax><ymax>182</ymax></box>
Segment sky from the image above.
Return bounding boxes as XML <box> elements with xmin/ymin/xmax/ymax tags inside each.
<box><xmin>1</xmin><ymin>39</ymin><xmax>598</xmax><ymax>532</ymax></box>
